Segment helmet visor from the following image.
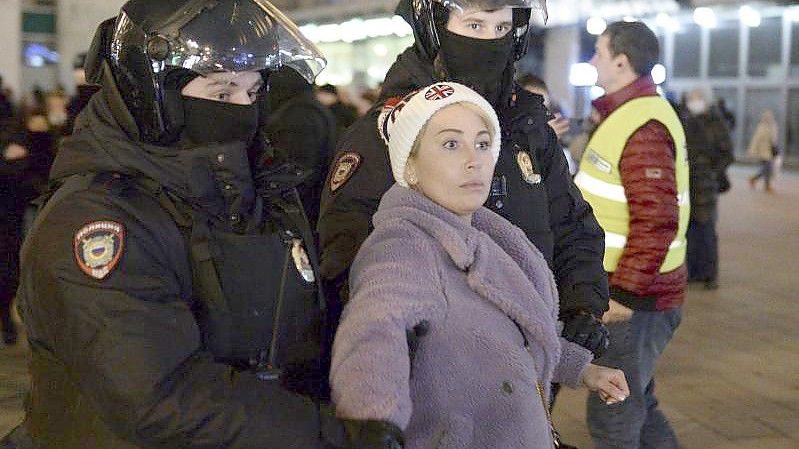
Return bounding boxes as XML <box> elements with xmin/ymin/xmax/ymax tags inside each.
<box><xmin>153</xmin><ymin>0</ymin><xmax>325</xmax><ymax>82</ymax></box>
<box><xmin>433</xmin><ymin>0</ymin><xmax>547</xmax><ymax>23</ymax></box>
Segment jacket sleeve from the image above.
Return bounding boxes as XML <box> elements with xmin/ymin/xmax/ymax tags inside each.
<box><xmin>552</xmin><ymin>338</ymin><xmax>592</xmax><ymax>388</ymax></box>
<box><xmin>318</xmin><ymin>110</ymin><xmax>395</xmax><ymax>283</ymax></box>
<box><xmin>330</xmin><ymin>226</ymin><xmax>445</xmax><ymax>431</ymax></box>
<box><xmin>24</xmin><ymin>191</ymin><xmax>320</xmax><ymax>449</ymax></box>
<box><xmin>539</xmin><ymin>125</ymin><xmax>609</xmax><ymax>317</ymax></box>
<box><xmin>610</xmin><ymin>121</ymin><xmax>679</xmax><ymax>296</ymax></box>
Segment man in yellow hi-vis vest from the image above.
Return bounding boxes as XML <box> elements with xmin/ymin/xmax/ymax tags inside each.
<box><xmin>575</xmin><ymin>21</ymin><xmax>689</xmax><ymax>449</ymax></box>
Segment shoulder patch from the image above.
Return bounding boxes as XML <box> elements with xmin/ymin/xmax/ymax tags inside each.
<box><xmin>330</xmin><ymin>152</ymin><xmax>362</xmax><ymax>193</ymax></box>
<box><xmin>74</xmin><ymin>220</ymin><xmax>125</xmax><ymax>280</ymax></box>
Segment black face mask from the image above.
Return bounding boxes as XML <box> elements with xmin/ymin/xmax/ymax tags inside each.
<box><xmin>437</xmin><ymin>28</ymin><xmax>514</xmax><ymax>106</ymax></box>
<box><xmin>180</xmin><ymin>96</ymin><xmax>259</xmax><ymax>147</ymax></box>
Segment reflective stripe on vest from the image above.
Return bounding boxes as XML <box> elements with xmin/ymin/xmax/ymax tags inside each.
<box><xmin>575</xmin><ymin>96</ymin><xmax>690</xmax><ymax>273</ymax></box>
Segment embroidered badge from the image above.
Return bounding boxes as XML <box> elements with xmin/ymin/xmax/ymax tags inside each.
<box><xmin>291</xmin><ymin>239</ymin><xmax>315</xmax><ymax>283</ymax></box>
<box><xmin>74</xmin><ymin>221</ymin><xmax>125</xmax><ymax>280</ymax></box>
<box><xmin>517</xmin><ymin>151</ymin><xmax>542</xmax><ymax>185</ymax></box>
<box><xmin>424</xmin><ymin>83</ymin><xmax>455</xmax><ymax>101</ymax></box>
<box><xmin>330</xmin><ymin>152</ymin><xmax>362</xmax><ymax>193</ymax></box>
<box><xmin>645</xmin><ymin>168</ymin><xmax>663</xmax><ymax>179</ymax></box>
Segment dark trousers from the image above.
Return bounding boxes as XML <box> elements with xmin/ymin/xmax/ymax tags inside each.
<box><xmin>587</xmin><ymin>309</ymin><xmax>682</xmax><ymax>449</ymax></box>
<box><xmin>752</xmin><ymin>160</ymin><xmax>773</xmax><ymax>185</ymax></box>
<box><xmin>686</xmin><ymin>217</ymin><xmax>719</xmax><ymax>283</ymax></box>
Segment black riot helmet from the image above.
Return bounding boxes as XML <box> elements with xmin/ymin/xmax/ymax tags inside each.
<box><xmin>86</xmin><ymin>0</ymin><xmax>325</xmax><ymax>145</ymax></box>
<box><xmin>399</xmin><ymin>0</ymin><xmax>547</xmax><ymax>61</ymax></box>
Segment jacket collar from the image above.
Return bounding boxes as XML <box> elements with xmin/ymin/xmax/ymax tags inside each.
<box><xmin>593</xmin><ymin>74</ymin><xmax>658</xmax><ymax>120</ymax></box>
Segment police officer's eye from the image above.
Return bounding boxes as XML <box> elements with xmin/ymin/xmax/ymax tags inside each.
<box><xmin>468</xmin><ymin>23</ymin><xmax>481</xmax><ymax>31</ymax></box>
<box><xmin>215</xmin><ymin>92</ymin><xmax>232</xmax><ymax>101</ymax></box>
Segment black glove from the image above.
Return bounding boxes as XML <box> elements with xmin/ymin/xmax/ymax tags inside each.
<box><xmin>561</xmin><ymin>310</ymin><xmax>609</xmax><ymax>358</ymax></box>
<box><xmin>344</xmin><ymin>420</ymin><xmax>404</xmax><ymax>449</ymax></box>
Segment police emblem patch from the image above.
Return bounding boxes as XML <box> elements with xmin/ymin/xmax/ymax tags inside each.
<box><xmin>74</xmin><ymin>221</ymin><xmax>125</xmax><ymax>280</ymax></box>
<box><xmin>516</xmin><ymin>151</ymin><xmax>542</xmax><ymax>185</ymax></box>
<box><xmin>330</xmin><ymin>152</ymin><xmax>362</xmax><ymax>193</ymax></box>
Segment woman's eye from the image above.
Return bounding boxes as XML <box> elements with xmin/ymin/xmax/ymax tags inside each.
<box><xmin>476</xmin><ymin>141</ymin><xmax>491</xmax><ymax>151</ymax></box>
<box><xmin>443</xmin><ymin>140</ymin><xmax>458</xmax><ymax>149</ymax></box>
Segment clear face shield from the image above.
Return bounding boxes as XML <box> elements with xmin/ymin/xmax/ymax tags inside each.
<box><xmin>433</xmin><ymin>0</ymin><xmax>548</xmax><ymax>24</ymax></box>
<box><xmin>139</xmin><ymin>0</ymin><xmax>326</xmax><ymax>82</ymax></box>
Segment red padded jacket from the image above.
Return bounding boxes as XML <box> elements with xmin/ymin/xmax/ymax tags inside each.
<box><xmin>592</xmin><ymin>75</ymin><xmax>686</xmax><ymax>311</ymax></box>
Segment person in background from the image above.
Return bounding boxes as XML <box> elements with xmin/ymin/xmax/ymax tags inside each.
<box><xmin>0</xmin><ymin>76</ymin><xmax>14</xmax><ymax>126</ymax></box>
<box><xmin>0</xmin><ymin>119</ymin><xmax>54</xmax><ymax>346</ymax></box>
<box><xmin>65</xmin><ymin>52</ymin><xmax>102</xmax><ymax>136</ymax></box>
<box><xmin>316</xmin><ymin>83</ymin><xmax>359</xmax><ymax>143</ymax></box>
<box><xmin>517</xmin><ymin>73</ymin><xmax>576</xmax><ymax>174</ymax></box>
<box><xmin>681</xmin><ymin>88</ymin><xmax>734</xmax><ymax>290</ymax></box>
<box><xmin>331</xmin><ymin>82</ymin><xmax>628</xmax><ymax>449</ymax></box>
<box><xmin>0</xmin><ymin>138</ymin><xmax>31</xmax><ymax>346</ymax></box>
<box><xmin>717</xmin><ymin>98</ymin><xmax>735</xmax><ymax>131</ymax></box>
<box><xmin>517</xmin><ymin>72</ymin><xmax>570</xmax><ymax>139</ymax></box>
<box><xmin>568</xmin><ymin>108</ymin><xmax>600</xmax><ymax>174</ymax></box>
<box><xmin>748</xmin><ymin>109</ymin><xmax>779</xmax><ymax>193</ymax></box>
<box><xmin>575</xmin><ymin>20</ymin><xmax>689</xmax><ymax>449</ymax></box>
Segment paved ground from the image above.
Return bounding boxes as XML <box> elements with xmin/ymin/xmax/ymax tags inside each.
<box><xmin>1</xmin><ymin>165</ymin><xmax>798</xmax><ymax>447</ymax></box>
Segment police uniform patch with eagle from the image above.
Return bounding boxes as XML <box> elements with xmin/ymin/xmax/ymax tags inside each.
<box><xmin>74</xmin><ymin>220</ymin><xmax>125</xmax><ymax>280</ymax></box>
<box><xmin>329</xmin><ymin>151</ymin><xmax>362</xmax><ymax>193</ymax></box>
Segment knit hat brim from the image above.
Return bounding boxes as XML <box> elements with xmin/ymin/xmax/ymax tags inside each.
<box><xmin>378</xmin><ymin>82</ymin><xmax>501</xmax><ymax>188</ymax></box>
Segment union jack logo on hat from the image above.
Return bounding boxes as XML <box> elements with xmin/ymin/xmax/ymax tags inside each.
<box><xmin>424</xmin><ymin>84</ymin><xmax>455</xmax><ymax>101</ymax></box>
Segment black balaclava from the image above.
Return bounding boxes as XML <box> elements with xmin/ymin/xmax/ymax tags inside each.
<box><xmin>162</xmin><ymin>68</ymin><xmax>261</xmax><ymax>148</ymax></box>
<box><xmin>436</xmin><ymin>28</ymin><xmax>515</xmax><ymax>107</ymax></box>
<box><xmin>180</xmin><ymin>97</ymin><xmax>259</xmax><ymax>147</ymax></box>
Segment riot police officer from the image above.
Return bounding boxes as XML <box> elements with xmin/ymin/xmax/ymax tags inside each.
<box><xmin>320</xmin><ymin>0</ymin><xmax>609</xmax><ymax>365</ymax></box>
<box><xmin>2</xmin><ymin>1</ymin><xmax>329</xmax><ymax>448</ymax></box>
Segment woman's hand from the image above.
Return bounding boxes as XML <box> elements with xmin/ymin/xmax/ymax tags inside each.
<box><xmin>602</xmin><ymin>299</ymin><xmax>634</xmax><ymax>324</ymax></box>
<box><xmin>582</xmin><ymin>364</ymin><xmax>629</xmax><ymax>405</ymax></box>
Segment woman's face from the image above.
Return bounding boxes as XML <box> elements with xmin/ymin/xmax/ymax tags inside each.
<box><xmin>405</xmin><ymin>104</ymin><xmax>496</xmax><ymax>222</ymax></box>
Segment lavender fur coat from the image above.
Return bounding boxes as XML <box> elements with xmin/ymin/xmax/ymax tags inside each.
<box><xmin>331</xmin><ymin>185</ymin><xmax>593</xmax><ymax>449</ymax></box>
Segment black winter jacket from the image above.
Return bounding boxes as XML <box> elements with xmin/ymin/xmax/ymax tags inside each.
<box><xmin>9</xmin><ymin>92</ymin><xmax>324</xmax><ymax>449</ymax></box>
<box><xmin>318</xmin><ymin>48</ymin><xmax>608</xmax><ymax>318</ymax></box>
<box><xmin>682</xmin><ymin>108</ymin><xmax>734</xmax><ymax>222</ymax></box>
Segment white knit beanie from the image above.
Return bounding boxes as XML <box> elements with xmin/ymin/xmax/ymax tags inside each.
<box><xmin>377</xmin><ymin>82</ymin><xmax>501</xmax><ymax>188</ymax></box>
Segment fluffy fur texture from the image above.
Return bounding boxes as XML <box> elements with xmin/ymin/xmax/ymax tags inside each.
<box><xmin>331</xmin><ymin>185</ymin><xmax>592</xmax><ymax>449</ymax></box>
